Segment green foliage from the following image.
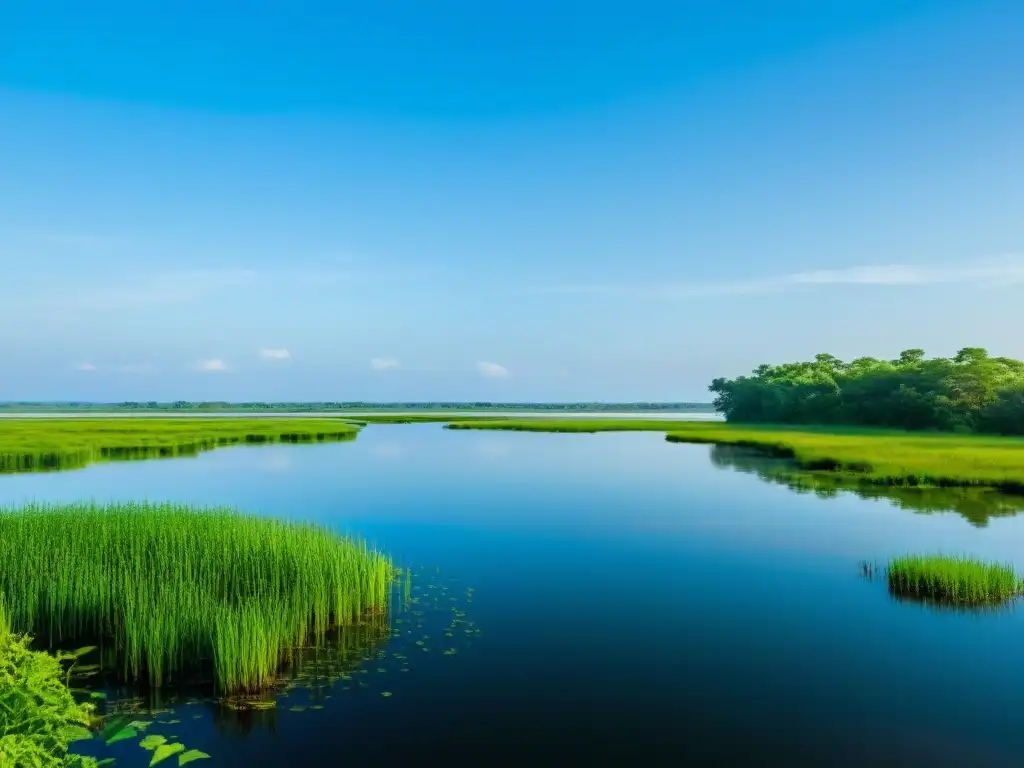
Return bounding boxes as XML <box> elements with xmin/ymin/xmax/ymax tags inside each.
<box><xmin>709</xmin><ymin>347</ymin><xmax>1024</xmax><ymax>434</ymax></box>
<box><xmin>0</xmin><ymin>418</ymin><xmax>360</xmax><ymax>473</ymax></box>
<box><xmin>0</xmin><ymin>596</ymin><xmax>98</xmax><ymax>768</ymax></box>
<box><xmin>0</xmin><ymin>503</ymin><xmax>393</xmax><ymax>693</ymax></box>
<box><xmin>887</xmin><ymin>555</ymin><xmax>1021</xmax><ymax>604</ymax></box>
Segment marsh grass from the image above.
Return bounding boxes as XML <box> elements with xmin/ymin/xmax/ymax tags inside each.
<box><xmin>0</xmin><ymin>418</ymin><xmax>361</xmax><ymax>474</ymax></box>
<box><xmin>886</xmin><ymin>555</ymin><xmax>1022</xmax><ymax>605</ymax></box>
<box><xmin>0</xmin><ymin>503</ymin><xmax>393</xmax><ymax>694</ymax></box>
<box><xmin>445</xmin><ymin>418</ymin><xmax>686</xmax><ymax>433</ymax></box>
<box><xmin>352</xmin><ymin>414</ymin><xmax>510</xmax><ymax>424</ymax></box>
<box><xmin>709</xmin><ymin>444</ymin><xmax>1024</xmax><ymax>527</ymax></box>
<box><xmin>446</xmin><ymin>419</ymin><xmax>1024</xmax><ymax>492</ymax></box>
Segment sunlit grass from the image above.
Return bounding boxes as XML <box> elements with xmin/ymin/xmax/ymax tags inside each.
<box><xmin>887</xmin><ymin>555</ymin><xmax>1021</xmax><ymax>604</ymax></box>
<box><xmin>445</xmin><ymin>420</ymin><xmax>1024</xmax><ymax>491</ymax></box>
<box><xmin>0</xmin><ymin>418</ymin><xmax>361</xmax><ymax>473</ymax></box>
<box><xmin>0</xmin><ymin>502</ymin><xmax>393</xmax><ymax>694</ymax></box>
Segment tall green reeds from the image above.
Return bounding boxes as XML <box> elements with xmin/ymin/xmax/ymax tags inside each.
<box><xmin>0</xmin><ymin>503</ymin><xmax>393</xmax><ymax>694</ymax></box>
<box><xmin>887</xmin><ymin>555</ymin><xmax>1021</xmax><ymax>604</ymax></box>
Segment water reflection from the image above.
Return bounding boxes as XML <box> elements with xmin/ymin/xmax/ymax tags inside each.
<box><xmin>709</xmin><ymin>444</ymin><xmax>1024</xmax><ymax>527</ymax></box>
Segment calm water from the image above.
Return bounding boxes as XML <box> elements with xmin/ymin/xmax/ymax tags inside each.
<box><xmin>4</xmin><ymin>424</ymin><xmax>1024</xmax><ymax>766</ymax></box>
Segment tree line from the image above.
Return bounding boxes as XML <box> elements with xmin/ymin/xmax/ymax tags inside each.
<box><xmin>709</xmin><ymin>348</ymin><xmax>1024</xmax><ymax>434</ymax></box>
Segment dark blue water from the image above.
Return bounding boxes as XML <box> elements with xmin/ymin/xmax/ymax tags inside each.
<box><xmin>5</xmin><ymin>425</ymin><xmax>1024</xmax><ymax>766</ymax></box>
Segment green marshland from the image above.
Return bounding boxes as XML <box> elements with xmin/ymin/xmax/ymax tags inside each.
<box><xmin>0</xmin><ymin>418</ymin><xmax>361</xmax><ymax>473</ymax></box>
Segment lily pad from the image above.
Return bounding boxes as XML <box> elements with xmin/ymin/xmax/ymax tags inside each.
<box><xmin>150</xmin><ymin>742</ymin><xmax>185</xmax><ymax>766</ymax></box>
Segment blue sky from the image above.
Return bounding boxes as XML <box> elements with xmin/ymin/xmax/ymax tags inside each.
<box><xmin>1</xmin><ymin>0</ymin><xmax>1021</xmax><ymax>402</ymax></box>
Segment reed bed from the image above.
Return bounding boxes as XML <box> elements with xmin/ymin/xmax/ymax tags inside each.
<box><xmin>445</xmin><ymin>420</ymin><xmax>1024</xmax><ymax>492</ymax></box>
<box><xmin>887</xmin><ymin>555</ymin><xmax>1022</xmax><ymax>605</ymax></box>
<box><xmin>0</xmin><ymin>502</ymin><xmax>393</xmax><ymax>694</ymax></box>
<box><xmin>0</xmin><ymin>418</ymin><xmax>361</xmax><ymax>473</ymax></box>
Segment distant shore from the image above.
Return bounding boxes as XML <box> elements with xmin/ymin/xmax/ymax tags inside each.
<box><xmin>0</xmin><ymin>410</ymin><xmax>723</xmax><ymax>420</ymax></box>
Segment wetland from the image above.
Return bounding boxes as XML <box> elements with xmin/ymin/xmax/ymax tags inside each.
<box><xmin>4</xmin><ymin>418</ymin><xmax>1024</xmax><ymax>765</ymax></box>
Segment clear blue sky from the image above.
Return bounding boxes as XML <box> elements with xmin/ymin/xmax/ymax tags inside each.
<box><xmin>1</xmin><ymin>1</ymin><xmax>1021</xmax><ymax>401</ymax></box>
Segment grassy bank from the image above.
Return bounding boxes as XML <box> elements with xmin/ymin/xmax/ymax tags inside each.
<box><xmin>0</xmin><ymin>503</ymin><xmax>393</xmax><ymax>694</ymax></box>
<box><xmin>0</xmin><ymin>596</ymin><xmax>98</xmax><ymax>767</ymax></box>
<box><xmin>445</xmin><ymin>420</ymin><xmax>1024</xmax><ymax>492</ymax></box>
<box><xmin>445</xmin><ymin>419</ymin><xmax>694</xmax><ymax>433</ymax></box>
<box><xmin>345</xmin><ymin>414</ymin><xmax>511</xmax><ymax>425</ymax></box>
<box><xmin>0</xmin><ymin>418</ymin><xmax>361</xmax><ymax>473</ymax></box>
<box><xmin>710</xmin><ymin>444</ymin><xmax>1024</xmax><ymax>527</ymax></box>
<box><xmin>887</xmin><ymin>555</ymin><xmax>1021</xmax><ymax>604</ymax></box>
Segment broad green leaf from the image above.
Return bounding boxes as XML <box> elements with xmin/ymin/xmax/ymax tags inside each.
<box><xmin>96</xmin><ymin>760</ymin><xmax>116</xmax><ymax>767</ymax></box>
<box><xmin>150</xmin><ymin>743</ymin><xmax>185</xmax><ymax>766</ymax></box>
<box><xmin>139</xmin><ymin>734</ymin><xmax>167</xmax><ymax>750</ymax></box>
<box><xmin>127</xmin><ymin>721</ymin><xmax>152</xmax><ymax>731</ymax></box>
<box><xmin>90</xmin><ymin>691</ymin><xmax>108</xmax><ymax>700</ymax></box>
<box><xmin>178</xmin><ymin>750</ymin><xmax>211</xmax><ymax>766</ymax></box>
<box><xmin>98</xmin><ymin>714</ymin><xmax>129</xmax><ymax>740</ymax></box>
<box><xmin>105</xmin><ymin>727</ymin><xmax>138</xmax><ymax>746</ymax></box>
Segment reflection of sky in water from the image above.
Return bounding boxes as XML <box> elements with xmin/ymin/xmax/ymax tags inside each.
<box><xmin>4</xmin><ymin>424</ymin><xmax>1024</xmax><ymax>566</ymax></box>
<box><xmin>6</xmin><ymin>424</ymin><xmax>1024</xmax><ymax>764</ymax></box>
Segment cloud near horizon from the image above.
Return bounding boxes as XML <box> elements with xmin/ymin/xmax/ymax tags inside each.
<box><xmin>74</xmin><ymin>362</ymin><xmax>97</xmax><ymax>372</ymax></box>
<box><xmin>197</xmin><ymin>358</ymin><xmax>228</xmax><ymax>372</ymax></box>
<box><xmin>532</xmin><ymin>255</ymin><xmax>1024</xmax><ymax>299</ymax></box>
<box><xmin>259</xmin><ymin>347</ymin><xmax>291</xmax><ymax>360</ymax></box>
<box><xmin>370</xmin><ymin>357</ymin><xmax>401</xmax><ymax>371</ymax></box>
<box><xmin>477</xmin><ymin>361</ymin><xmax>510</xmax><ymax>378</ymax></box>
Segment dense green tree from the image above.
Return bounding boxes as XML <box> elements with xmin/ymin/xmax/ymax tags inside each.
<box><xmin>710</xmin><ymin>348</ymin><xmax>1024</xmax><ymax>435</ymax></box>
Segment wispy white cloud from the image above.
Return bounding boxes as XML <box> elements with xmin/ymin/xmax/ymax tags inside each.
<box><xmin>477</xmin><ymin>361</ymin><xmax>510</xmax><ymax>378</ymax></box>
<box><xmin>40</xmin><ymin>233</ymin><xmax>119</xmax><ymax>250</ymax></box>
<box><xmin>259</xmin><ymin>348</ymin><xmax>291</xmax><ymax>360</ymax></box>
<box><xmin>532</xmin><ymin>255</ymin><xmax>1024</xmax><ymax>299</ymax></box>
<box><xmin>370</xmin><ymin>357</ymin><xmax>401</xmax><ymax>371</ymax></box>
<box><xmin>12</xmin><ymin>269</ymin><xmax>259</xmax><ymax>313</ymax></box>
<box><xmin>74</xmin><ymin>362</ymin><xmax>97</xmax><ymax>372</ymax></box>
<box><xmin>3</xmin><ymin>266</ymin><xmax>363</xmax><ymax>315</ymax></box>
<box><xmin>197</xmin><ymin>358</ymin><xmax>228</xmax><ymax>373</ymax></box>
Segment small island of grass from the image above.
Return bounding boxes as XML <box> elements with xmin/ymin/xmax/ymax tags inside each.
<box><xmin>886</xmin><ymin>555</ymin><xmax>1022</xmax><ymax>605</ymax></box>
